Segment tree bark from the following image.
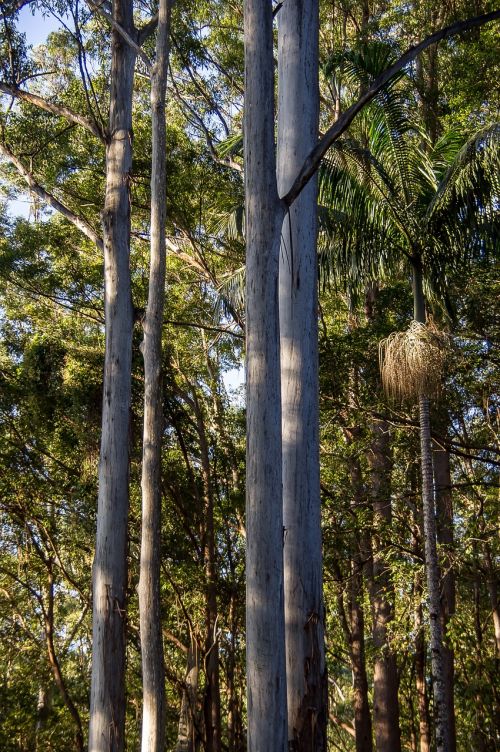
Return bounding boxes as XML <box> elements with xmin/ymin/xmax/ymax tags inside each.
<box><xmin>244</xmin><ymin>1</ymin><xmax>287</xmax><ymax>749</ymax></box>
<box><xmin>368</xmin><ymin>420</ymin><xmax>401</xmax><ymax>752</ymax></box>
<box><xmin>433</xmin><ymin>442</ymin><xmax>456</xmax><ymax>752</ymax></box>
<box><xmin>88</xmin><ymin>1</ymin><xmax>136</xmax><ymax>749</ymax></box>
<box><xmin>344</xmin><ymin>429</ymin><xmax>373</xmax><ymax>752</ymax></box>
<box><xmin>138</xmin><ymin>2</ymin><xmax>171</xmax><ymax>750</ymax></box>
<box><xmin>175</xmin><ymin>634</ymin><xmax>200</xmax><ymax>752</ymax></box>
<box><xmin>415</xmin><ymin>599</ymin><xmax>431</xmax><ymax>752</ymax></box>
<box><xmin>277</xmin><ymin>1</ymin><xmax>327</xmax><ymax>750</ymax></box>
<box><xmin>44</xmin><ymin>565</ymin><xmax>84</xmax><ymax>752</ymax></box>
<box><xmin>413</xmin><ymin>262</ymin><xmax>450</xmax><ymax>752</ymax></box>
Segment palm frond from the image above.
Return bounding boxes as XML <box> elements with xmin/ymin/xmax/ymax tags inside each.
<box><xmin>426</xmin><ymin>123</ymin><xmax>500</xmax><ymax>267</ymax></box>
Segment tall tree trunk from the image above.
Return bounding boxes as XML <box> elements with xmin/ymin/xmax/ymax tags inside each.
<box><xmin>350</xmin><ymin>557</ymin><xmax>373</xmax><ymax>752</ymax></box>
<box><xmin>413</xmin><ymin>262</ymin><xmax>450</xmax><ymax>752</ymax></box>
<box><xmin>414</xmin><ymin>576</ymin><xmax>431</xmax><ymax>752</ymax></box>
<box><xmin>44</xmin><ymin>564</ymin><xmax>84</xmax><ymax>752</ymax></box>
<box><xmin>244</xmin><ymin>1</ymin><xmax>287</xmax><ymax>749</ymax></box>
<box><xmin>344</xmin><ymin>428</ymin><xmax>373</xmax><ymax>752</ymax></box>
<box><xmin>89</xmin><ymin>1</ymin><xmax>136</xmax><ymax>749</ymax></box>
<box><xmin>139</xmin><ymin>2</ymin><xmax>171</xmax><ymax>750</ymax></box>
<box><xmin>277</xmin><ymin>1</ymin><xmax>327</xmax><ymax>749</ymax></box>
<box><xmin>176</xmin><ymin>634</ymin><xmax>200</xmax><ymax>752</ymax></box>
<box><xmin>484</xmin><ymin>545</ymin><xmax>500</xmax><ymax>656</ymax></box>
<box><xmin>433</xmin><ymin>442</ymin><xmax>456</xmax><ymax>752</ymax></box>
<box><xmin>368</xmin><ymin>420</ymin><xmax>401</xmax><ymax>752</ymax></box>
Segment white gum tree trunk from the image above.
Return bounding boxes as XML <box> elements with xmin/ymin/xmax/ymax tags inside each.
<box><xmin>139</xmin><ymin>1</ymin><xmax>171</xmax><ymax>750</ymax></box>
<box><xmin>244</xmin><ymin>1</ymin><xmax>287</xmax><ymax>750</ymax></box>
<box><xmin>277</xmin><ymin>1</ymin><xmax>327</xmax><ymax>749</ymax></box>
<box><xmin>89</xmin><ymin>1</ymin><xmax>136</xmax><ymax>750</ymax></box>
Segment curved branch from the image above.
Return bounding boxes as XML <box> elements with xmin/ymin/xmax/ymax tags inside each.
<box><xmin>0</xmin><ymin>82</ymin><xmax>106</xmax><ymax>141</ymax></box>
<box><xmin>283</xmin><ymin>9</ymin><xmax>500</xmax><ymax>206</ymax></box>
<box><xmin>0</xmin><ymin>142</ymin><xmax>103</xmax><ymax>249</ymax></box>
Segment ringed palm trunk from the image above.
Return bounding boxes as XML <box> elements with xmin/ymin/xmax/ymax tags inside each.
<box><xmin>89</xmin><ymin>2</ymin><xmax>136</xmax><ymax>749</ymax></box>
<box><xmin>139</xmin><ymin>1</ymin><xmax>171</xmax><ymax>750</ymax></box>
<box><xmin>277</xmin><ymin>1</ymin><xmax>327</xmax><ymax>749</ymax></box>
<box><xmin>413</xmin><ymin>261</ymin><xmax>450</xmax><ymax>752</ymax></box>
<box><xmin>244</xmin><ymin>1</ymin><xmax>287</xmax><ymax>749</ymax></box>
<box><xmin>433</xmin><ymin>441</ymin><xmax>456</xmax><ymax>751</ymax></box>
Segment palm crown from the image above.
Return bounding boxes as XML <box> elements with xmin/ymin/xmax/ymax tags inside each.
<box><xmin>319</xmin><ymin>42</ymin><xmax>499</xmax><ymax>310</ymax></box>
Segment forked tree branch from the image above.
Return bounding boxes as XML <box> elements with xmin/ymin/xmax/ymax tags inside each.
<box><xmin>283</xmin><ymin>9</ymin><xmax>500</xmax><ymax>206</ymax></box>
<box><xmin>86</xmin><ymin>0</ymin><xmax>152</xmax><ymax>71</ymax></box>
<box><xmin>0</xmin><ymin>141</ymin><xmax>103</xmax><ymax>249</ymax></box>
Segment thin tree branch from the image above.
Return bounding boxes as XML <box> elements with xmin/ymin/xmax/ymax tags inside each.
<box><xmin>283</xmin><ymin>10</ymin><xmax>500</xmax><ymax>206</ymax></box>
<box><xmin>0</xmin><ymin>142</ymin><xmax>103</xmax><ymax>249</ymax></box>
<box><xmin>0</xmin><ymin>82</ymin><xmax>105</xmax><ymax>141</ymax></box>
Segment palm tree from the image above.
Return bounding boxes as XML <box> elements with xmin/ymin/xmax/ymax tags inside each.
<box><xmin>320</xmin><ymin>42</ymin><xmax>499</xmax><ymax>752</ymax></box>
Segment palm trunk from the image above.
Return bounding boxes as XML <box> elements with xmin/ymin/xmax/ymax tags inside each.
<box><xmin>412</xmin><ymin>261</ymin><xmax>450</xmax><ymax>752</ymax></box>
<box><xmin>244</xmin><ymin>2</ymin><xmax>287</xmax><ymax>747</ymax></box>
<box><xmin>433</xmin><ymin>442</ymin><xmax>456</xmax><ymax>751</ymax></box>
<box><xmin>89</xmin><ymin>2</ymin><xmax>136</xmax><ymax>749</ymax></box>
<box><xmin>368</xmin><ymin>420</ymin><xmax>401</xmax><ymax>752</ymax></box>
<box><xmin>138</xmin><ymin>2</ymin><xmax>171</xmax><ymax>750</ymax></box>
<box><xmin>277</xmin><ymin>1</ymin><xmax>327</xmax><ymax>749</ymax></box>
<box><xmin>414</xmin><ymin>573</ymin><xmax>431</xmax><ymax>752</ymax></box>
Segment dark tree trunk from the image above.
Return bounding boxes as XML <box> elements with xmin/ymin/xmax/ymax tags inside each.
<box><xmin>433</xmin><ymin>442</ymin><xmax>456</xmax><ymax>752</ymax></box>
<box><xmin>368</xmin><ymin>421</ymin><xmax>401</xmax><ymax>752</ymax></box>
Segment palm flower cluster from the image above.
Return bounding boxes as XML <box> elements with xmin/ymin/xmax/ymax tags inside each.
<box><xmin>379</xmin><ymin>319</ymin><xmax>450</xmax><ymax>401</ymax></box>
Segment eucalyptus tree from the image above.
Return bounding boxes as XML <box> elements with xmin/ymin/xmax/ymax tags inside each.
<box><xmin>277</xmin><ymin>1</ymin><xmax>327</xmax><ymax>748</ymax></box>
<box><xmin>242</xmin><ymin>7</ymin><xmax>499</xmax><ymax>749</ymax></box>
<box><xmin>138</xmin><ymin>1</ymin><xmax>172</xmax><ymax>750</ymax></box>
<box><xmin>320</xmin><ymin>50</ymin><xmax>499</xmax><ymax>749</ymax></box>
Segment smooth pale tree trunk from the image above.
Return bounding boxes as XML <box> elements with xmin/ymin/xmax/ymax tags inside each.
<box><xmin>368</xmin><ymin>420</ymin><xmax>401</xmax><ymax>752</ymax></box>
<box><xmin>277</xmin><ymin>1</ymin><xmax>327</xmax><ymax>749</ymax></box>
<box><xmin>433</xmin><ymin>442</ymin><xmax>456</xmax><ymax>752</ymax></box>
<box><xmin>89</xmin><ymin>1</ymin><xmax>136</xmax><ymax>749</ymax></box>
<box><xmin>413</xmin><ymin>261</ymin><xmax>450</xmax><ymax>752</ymax></box>
<box><xmin>138</xmin><ymin>1</ymin><xmax>171</xmax><ymax>750</ymax></box>
<box><xmin>244</xmin><ymin>1</ymin><xmax>287</xmax><ymax>750</ymax></box>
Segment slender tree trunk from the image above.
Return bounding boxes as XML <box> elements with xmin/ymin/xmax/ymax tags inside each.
<box><xmin>44</xmin><ymin>565</ymin><xmax>84</xmax><ymax>752</ymax></box>
<box><xmin>368</xmin><ymin>420</ymin><xmax>401</xmax><ymax>752</ymax></box>
<box><xmin>89</xmin><ymin>1</ymin><xmax>136</xmax><ymax>749</ymax></box>
<box><xmin>414</xmin><ymin>579</ymin><xmax>431</xmax><ymax>752</ymax></box>
<box><xmin>138</xmin><ymin>2</ymin><xmax>171</xmax><ymax>750</ymax></box>
<box><xmin>433</xmin><ymin>442</ymin><xmax>456</xmax><ymax>752</ymax></box>
<box><xmin>350</xmin><ymin>559</ymin><xmax>373</xmax><ymax>752</ymax></box>
<box><xmin>244</xmin><ymin>1</ymin><xmax>287</xmax><ymax>749</ymax></box>
<box><xmin>413</xmin><ymin>261</ymin><xmax>450</xmax><ymax>752</ymax></box>
<box><xmin>484</xmin><ymin>546</ymin><xmax>500</xmax><ymax>656</ymax></box>
<box><xmin>344</xmin><ymin>429</ymin><xmax>373</xmax><ymax>752</ymax></box>
<box><xmin>277</xmin><ymin>1</ymin><xmax>327</xmax><ymax>749</ymax></box>
<box><xmin>176</xmin><ymin>634</ymin><xmax>200</xmax><ymax>752</ymax></box>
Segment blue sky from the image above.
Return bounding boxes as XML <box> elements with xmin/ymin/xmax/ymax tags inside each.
<box><xmin>18</xmin><ymin>3</ymin><xmax>60</xmax><ymax>47</ymax></box>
